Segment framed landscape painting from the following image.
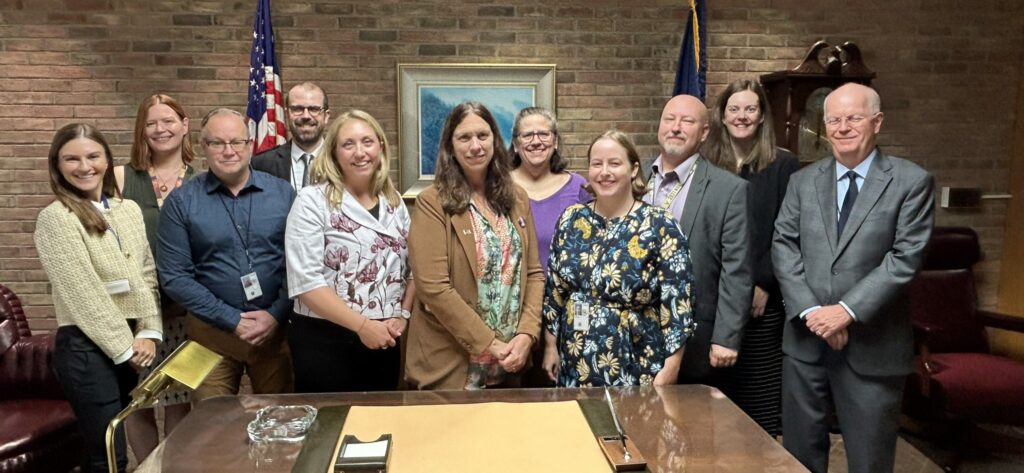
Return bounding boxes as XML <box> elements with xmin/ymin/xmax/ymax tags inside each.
<box><xmin>397</xmin><ymin>64</ymin><xmax>557</xmax><ymax>199</ymax></box>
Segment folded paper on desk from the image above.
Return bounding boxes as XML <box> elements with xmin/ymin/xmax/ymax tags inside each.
<box><xmin>293</xmin><ymin>401</ymin><xmax>615</xmax><ymax>473</ymax></box>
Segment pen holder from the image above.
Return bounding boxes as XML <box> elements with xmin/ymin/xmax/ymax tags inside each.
<box><xmin>597</xmin><ymin>435</ymin><xmax>646</xmax><ymax>472</ymax></box>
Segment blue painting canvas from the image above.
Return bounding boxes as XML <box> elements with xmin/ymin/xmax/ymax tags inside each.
<box><xmin>418</xmin><ymin>86</ymin><xmax>534</xmax><ymax>177</ymax></box>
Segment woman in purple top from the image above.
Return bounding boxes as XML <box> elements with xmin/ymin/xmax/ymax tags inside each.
<box><xmin>508</xmin><ymin>107</ymin><xmax>589</xmax><ymax>387</ymax></box>
<box><xmin>509</xmin><ymin>107</ymin><xmax>590</xmax><ymax>273</ymax></box>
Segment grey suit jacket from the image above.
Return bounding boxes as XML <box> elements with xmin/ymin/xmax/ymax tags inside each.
<box><xmin>651</xmin><ymin>156</ymin><xmax>753</xmax><ymax>380</ymax></box>
<box><xmin>252</xmin><ymin>141</ymin><xmax>292</xmax><ymax>184</ymax></box>
<box><xmin>772</xmin><ymin>151</ymin><xmax>934</xmax><ymax>377</ymax></box>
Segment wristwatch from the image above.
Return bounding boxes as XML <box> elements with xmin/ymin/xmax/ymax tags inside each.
<box><xmin>400</xmin><ymin>309</ymin><xmax>412</xmax><ymax>320</ymax></box>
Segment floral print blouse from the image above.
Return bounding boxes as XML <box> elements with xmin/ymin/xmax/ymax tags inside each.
<box><xmin>543</xmin><ymin>202</ymin><xmax>695</xmax><ymax>387</ymax></box>
<box><xmin>465</xmin><ymin>202</ymin><xmax>523</xmax><ymax>389</ymax></box>
<box><xmin>286</xmin><ymin>185</ymin><xmax>411</xmax><ymax>320</ymax></box>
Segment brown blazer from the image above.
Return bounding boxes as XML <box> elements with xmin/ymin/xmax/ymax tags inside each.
<box><xmin>406</xmin><ymin>185</ymin><xmax>544</xmax><ymax>390</ymax></box>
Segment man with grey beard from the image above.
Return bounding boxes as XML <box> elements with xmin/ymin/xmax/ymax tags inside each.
<box><xmin>253</xmin><ymin>82</ymin><xmax>331</xmax><ymax>192</ymax></box>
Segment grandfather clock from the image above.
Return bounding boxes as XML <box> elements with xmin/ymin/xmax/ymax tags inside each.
<box><xmin>760</xmin><ymin>41</ymin><xmax>875</xmax><ymax>162</ymax></box>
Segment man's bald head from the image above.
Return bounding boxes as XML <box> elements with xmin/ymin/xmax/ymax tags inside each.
<box><xmin>823</xmin><ymin>83</ymin><xmax>884</xmax><ymax>167</ymax></box>
<box><xmin>658</xmin><ymin>94</ymin><xmax>710</xmax><ymax>165</ymax></box>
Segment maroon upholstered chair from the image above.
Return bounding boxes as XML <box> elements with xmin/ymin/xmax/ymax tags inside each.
<box><xmin>0</xmin><ymin>282</ymin><xmax>82</xmax><ymax>473</ymax></box>
<box><xmin>904</xmin><ymin>227</ymin><xmax>1024</xmax><ymax>427</ymax></box>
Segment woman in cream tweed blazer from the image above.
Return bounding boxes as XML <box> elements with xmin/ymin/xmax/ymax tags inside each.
<box><xmin>34</xmin><ymin>123</ymin><xmax>161</xmax><ymax>473</ymax></box>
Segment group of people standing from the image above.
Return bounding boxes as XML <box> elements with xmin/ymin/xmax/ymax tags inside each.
<box><xmin>35</xmin><ymin>77</ymin><xmax>932</xmax><ymax>473</ymax></box>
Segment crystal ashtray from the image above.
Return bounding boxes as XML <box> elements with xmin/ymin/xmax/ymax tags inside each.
<box><xmin>247</xmin><ymin>405</ymin><xmax>318</xmax><ymax>443</ymax></box>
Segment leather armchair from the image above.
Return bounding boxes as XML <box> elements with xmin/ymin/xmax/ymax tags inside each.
<box><xmin>904</xmin><ymin>227</ymin><xmax>1024</xmax><ymax>426</ymax></box>
<box><xmin>0</xmin><ymin>283</ymin><xmax>82</xmax><ymax>473</ymax></box>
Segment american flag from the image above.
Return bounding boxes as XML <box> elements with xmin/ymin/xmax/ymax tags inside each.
<box><xmin>246</xmin><ymin>0</ymin><xmax>286</xmax><ymax>154</ymax></box>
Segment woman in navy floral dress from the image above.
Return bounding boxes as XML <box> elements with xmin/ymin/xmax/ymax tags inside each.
<box><xmin>542</xmin><ymin>130</ymin><xmax>695</xmax><ymax>387</ymax></box>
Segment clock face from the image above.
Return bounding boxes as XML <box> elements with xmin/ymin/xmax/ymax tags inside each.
<box><xmin>798</xmin><ymin>87</ymin><xmax>834</xmax><ymax>161</ymax></box>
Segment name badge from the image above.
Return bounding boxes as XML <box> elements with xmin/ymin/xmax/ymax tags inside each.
<box><xmin>241</xmin><ymin>272</ymin><xmax>263</xmax><ymax>301</ymax></box>
<box><xmin>105</xmin><ymin>279</ymin><xmax>130</xmax><ymax>295</ymax></box>
<box><xmin>573</xmin><ymin>300</ymin><xmax>590</xmax><ymax>332</ymax></box>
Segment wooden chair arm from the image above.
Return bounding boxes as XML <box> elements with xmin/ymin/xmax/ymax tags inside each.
<box><xmin>978</xmin><ymin>310</ymin><xmax>1024</xmax><ymax>333</ymax></box>
<box><xmin>911</xmin><ymin>322</ymin><xmax>940</xmax><ymax>397</ymax></box>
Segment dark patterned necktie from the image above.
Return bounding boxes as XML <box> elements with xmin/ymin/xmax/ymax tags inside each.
<box><xmin>300</xmin><ymin>154</ymin><xmax>311</xmax><ymax>187</ymax></box>
<box><xmin>838</xmin><ymin>170</ymin><xmax>859</xmax><ymax>236</ymax></box>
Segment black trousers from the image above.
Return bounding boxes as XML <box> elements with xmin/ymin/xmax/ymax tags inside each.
<box><xmin>54</xmin><ymin>326</ymin><xmax>138</xmax><ymax>473</ymax></box>
<box><xmin>288</xmin><ymin>314</ymin><xmax>400</xmax><ymax>393</ymax></box>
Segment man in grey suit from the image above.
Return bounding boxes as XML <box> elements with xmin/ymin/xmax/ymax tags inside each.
<box><xmin>644</xmin><ymin>94</ymin><xmax>753</xmax><ymax>382</ymax></box>
<box><xmin>773</xmin><ymin>83</ymin><xmax>934</xmax><ymax>473</ymax></box>
<box><xmin>252</xmin><ymin>81</ymin><xmax>330</xmax><ymax>191</ymax></box>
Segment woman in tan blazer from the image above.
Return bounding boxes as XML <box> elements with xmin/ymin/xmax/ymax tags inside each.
<box><xmin>407</xmin><ymin>102</ymin><xmax>544</xmax><ymax>390</ymax></box>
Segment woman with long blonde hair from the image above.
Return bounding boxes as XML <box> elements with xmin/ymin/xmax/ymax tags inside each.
<box><xmin>285</xmin><ymin>110</ymin><xmax>413</xmax><ymax>392</ymax></box>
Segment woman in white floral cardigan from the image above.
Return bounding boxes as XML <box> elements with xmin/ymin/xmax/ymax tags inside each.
<box><xmin>284</xmin><ymin>110</ymin><xmax>414</xmax><ymax>392</ymax></box>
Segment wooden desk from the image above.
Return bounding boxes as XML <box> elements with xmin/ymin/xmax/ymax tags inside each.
<box><xmin>137</xmin><ymin>385</ymin><xmax>807</xmax><ymax>472</ymax></box>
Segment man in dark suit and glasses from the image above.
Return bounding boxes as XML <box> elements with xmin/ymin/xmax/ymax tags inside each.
<box><xmin>253</xmin><ymin>81</ymin><xmax>330</xmax><ymax>191</ymax></box>
<box><xmin>773</xmin><ymin>83</ymin><xmax>935</xmax><ymax>473</ymax></box>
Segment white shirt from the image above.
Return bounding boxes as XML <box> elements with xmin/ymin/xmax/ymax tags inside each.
<box><xmin>835</xmin><ymin>149</ymin><xmax>876</xmax><ymax>219</ymax></box>
<box><xmin>285</xmin><ymin>184</ymin><xmax>412</xmax><ymax>320</ymax></box>
<box><xmin>289</xmin><ymin>140</ymin><xmax>324</xmax><ymax>192</ymax></box>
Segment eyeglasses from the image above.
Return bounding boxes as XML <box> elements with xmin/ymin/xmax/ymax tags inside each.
<box><xmin>824</xmin><ymin>113</ymin><xmax>879</xmax><ymax>127</ymax></box>
<box><xmin>287</xmin><ymin>105</ymin><xmax>326</xmax><ymax>116</ymax></box>
<box><xmin>517</xmin><ymin>130</ymin><xmax>554</xmax><ymax>142</ymax></box>
<box><xmin>203</xmin><ymin>139</ymin><xmax>251</xmax><ymax>153</ymax></box>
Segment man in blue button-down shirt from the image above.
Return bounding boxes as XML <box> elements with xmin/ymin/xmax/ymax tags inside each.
<box><xmin>158</xmin><ymin>108</ymin><xmax>296</xmax><ymax>400</ymax></box>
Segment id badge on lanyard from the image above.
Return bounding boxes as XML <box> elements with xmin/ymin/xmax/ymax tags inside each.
<box><xmin>573</xmin><ymin>300</ymin><xmax>591</xmax><ymax>332</ymax></box>
<box><xmin>241</xmin><ymin>272</ymin><xmax>263</xmax><ymax>301</ymax></box>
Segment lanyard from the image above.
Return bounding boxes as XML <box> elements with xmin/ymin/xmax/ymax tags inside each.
<box><xmin>217</xmin><ymin>191</ymin><xmax>255</xmax><ymax>271</ymax></box>
<box><xmin>654</xmin><ymin>161</ymin><xmax>698</xmax><ymax>210</ymax></box>
<box><xmin>99</xmin><ymin>195</ymin><xmax>124</xmax><ymax>253</ymax></box>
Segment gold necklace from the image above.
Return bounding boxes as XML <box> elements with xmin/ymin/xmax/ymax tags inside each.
<box><xmin>150</xmin><ymin>165</ymin><xmax>185</xmax><ymax>193</ymax></box>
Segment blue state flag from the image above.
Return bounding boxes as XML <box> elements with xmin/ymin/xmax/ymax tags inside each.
<box><xmin>673</xmin><ymin>0</ymin><xmax>707</xmax><ymax>100</ymax></box>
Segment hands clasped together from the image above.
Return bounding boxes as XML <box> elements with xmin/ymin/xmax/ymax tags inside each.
<box><xmin>234</xmin><ymin>310</ymin><xmax>279</xmax><ymax>346</ymax></box>
<box><xmin>356</xmin><ymin>318</ymin><xmax>407</xmax><ymax>351</ymax></box>
<box><xmin>485</xmin><ymin>334</ymin><xmax>533</xmax><ymax>374</ymax></box>
<box><xmin>128</xmin><ymin>338</ymin><xmax>157</xmax><ymax>371</ymax></box>
<box><xmin>805</xmin><ymin>304</ymin><xmax>853</xmax><ymax>351</ymax></box>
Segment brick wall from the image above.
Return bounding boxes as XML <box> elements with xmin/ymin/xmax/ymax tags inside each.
<box><xmin>0</xmin><ymin>0</ymin><xmax>1021</xmax><ymax>331</ymax></box>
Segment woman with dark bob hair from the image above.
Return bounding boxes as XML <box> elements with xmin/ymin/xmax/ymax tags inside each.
<box><xmin>702</xmin><ymin>79</ymin><xmax>800</xmax><ymax>435</ymax></box>
<box><xmin>35</xmin><ymin>123</ymin><xmax>162</xmax><ymax>472</ymax></box>
<box><xmin>407</xmin><ymin>101</ymin><xmax>544</xmax><ymax>390</ymax></box>
<box><xmin>542</xmin><ymin>130</ymin><xmax>694</xmax><ymax>387</ymax></box>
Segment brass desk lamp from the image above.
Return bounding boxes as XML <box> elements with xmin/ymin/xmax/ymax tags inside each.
<box><xmin>105</xmin><ymin>340</ymin><xmax>222</xmax><ymax>473</ymax></box>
